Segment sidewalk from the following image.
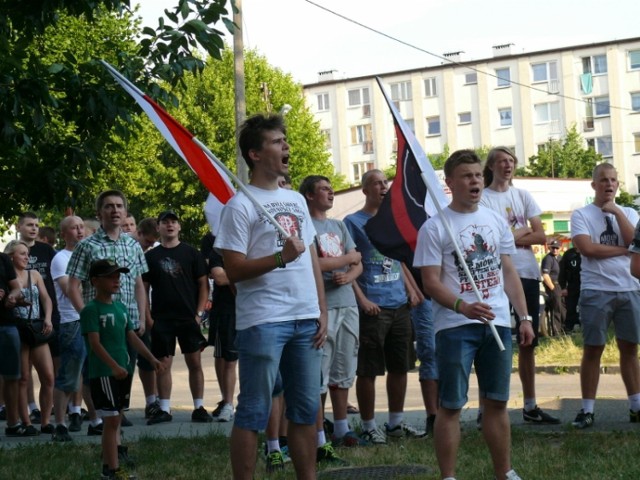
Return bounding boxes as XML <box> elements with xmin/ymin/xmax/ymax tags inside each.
<box><xmin>4</xmin><ymin>363</ymin><xmax>635</xmax><ymax>447</ymax></box>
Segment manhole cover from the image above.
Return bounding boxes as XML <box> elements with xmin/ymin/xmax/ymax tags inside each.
<box><xmin>318</xmin><ymin>464</ymin><xmax>434</xmax><ymax>479</ymax></box>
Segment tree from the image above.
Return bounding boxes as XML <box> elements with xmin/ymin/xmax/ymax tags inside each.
<box><xmin>520</xmin><ymin>124</ymin><xmax>601</xmax><ymax>178</ymax></box>
<box><xmin>0</xmin><ymin>0</ymin><xmax>235</xmax><ymax>219</ymax></box>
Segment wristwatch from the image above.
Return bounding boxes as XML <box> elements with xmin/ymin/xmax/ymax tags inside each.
<box><xmin>520</xmin><ymin>315</ymin><xmax>533</xmax><ymax>322</ymax></box>
<box><xmin>197</xmin><ymin>310</ymin><xmax>205</xmax><ymax>318</ymax></box>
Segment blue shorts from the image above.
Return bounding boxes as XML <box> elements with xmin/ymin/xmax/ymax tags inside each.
<box><xmin>54</xmin><ymin>321</ymin><xmax>86</xmax><ymax>392</ymax></box>
<box><xmin>580</xmin><ymin>289</ymin><xmax>640</xmax><ymax>345</ymax></box>
<box><xmin>0</xmin><ymin>325</ymin><xmax>21</xmax><ymax>380</ymax></box>
<box><xmin>234</xmin><ymin>319</ymin><xmax>322</xmax><ymax>431</ymax></box>
<box><xmin>411</xmin><ymin>299</ymin><xmax>437</xmax><ymax>381</ymax></box>
<box><xmin>436</xmin><ymin>324</ymin><xmax>512</xmax><ymax>410</ymax></box>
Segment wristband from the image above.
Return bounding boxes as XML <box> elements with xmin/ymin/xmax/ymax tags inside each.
<box><xmin>520</xmin><ymin>315</ymin><xmax>533</xmax><ymax>322</ymax></box>
<box><xmin>274</xmin><ymin>251</ymin><xmax>286</xmax><ymax>268</ymax></box>
<box><xmin>453</xmin><ymin>298</ymin><xmax>462</xmax><ymax>313</ymax></box>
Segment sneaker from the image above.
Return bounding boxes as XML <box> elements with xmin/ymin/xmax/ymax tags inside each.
<box><xmin>41</xmin><ymin>423</ymin><xmax>55</xmax><ymax>434</ymax></box>
<box><xmin>265</xmin><ymin>450</ymin><xmax>285</xmax><ymax>473</ymax></box>
<box><xmin>81</xmin><ymin>408</ymin><xmax>89</xmax><ymax>421</ymax></box>
<box><xmin>120</xmin><ymin>413</ymin><xmax>133</xmax><ymax>427</ymax></box>
<box><xmin>5</xmin><ymin>423</ymin><xmax>31</xmax><ymax>437</ymax></box>
<box><xmin>88</xmin><ymin>422</ymin><xmax>104</xmax><ymax>436</ymax></box>
<box><xmin>68</xmin><ymin>413</ymin><xmax>82</xmax><ymax>432</ymax></box>
<box><xmin>146</xmin><ymin>410</ymin><xmax>172</xmax><ymax>425</ymax></box>
<box><xmin>118</xmin><ymin>445</ymin><xmax>136</xmax><ymax>469</ymax></box>
<box><xmin>101</xmin><ymin>468</ymin><xmax>137</xmax><ymax>480</ymax></box>
<box><xmin>426</xmin><ymin>415</ymin><xmax>436</xmax><ymax>437</ymax></box>
<box><xmin>216</xmin><ymin>403</ymin><xmax>234</xmax><ymax>422</ymax></box>
<box><xmin>144</xmin><ymin>400</ymin><xmax>161</xmax><ymax>419</ymax></box>
<box><xmin>572</xmin><ymin>409</ymin><xmax>594</xmax><ymax>429</ymax></box>
<box><xmin>360</xmin><ymin>427</ymin><xmax>386</xmax><ymax>445</ymax></box>
<box><xmin>385</xmin><ymin>422</ymin><xmax>427</xmax><ymax>439</ymax></box>
<box><xmin>210</xmin><ymin>400</ymin><xmax>225</xmax><ymax>418</ymax></box>
<box><xmin>523</xmin><ymin>406</ymin><xmax>561</xmax><ymax>425</ymax></box>
<box><xmin>332</xmin><ymin>430</ymin><xmax>369</xmax><ymax>447</ymax></box>
<box><xmin>52</xmin><ymin>424</ymin><xmax>72</xmax><ymax>442</ymax></box>
<box><xmin>191</xmin><ymin>406</ymin><xmax>213</xmax><ymax>423</ymax></box>
<box><xmin>505</xmin><ymin>469</ymin><xmax>523</xmax><ymax>480</ymax></box>
<box><xmin>476</xmin><ymin>411</ymin><xmax>483</xmax><ymax>431</ymax></box>
<box><xmin>280</xmin><ymin>445</ymin><xmax>292</xmax><ymax>464</ymax></box>
<box><xmin>29</xmin><ymin>408</ymin><xmax>42</xmax><ymax>424</ymax></box>
<box><xmin>24</xmin><ymin>424</ymin><xmax>40</xmax><ymax>436</ymax></box>
<box><xmin>317</xmin><ymin>442</ymin><xmax>349</xmax><ymax>465</ymax></box>
<box><xmin>630</xmin><ymin>409</ymin><xmax>640</xmax><ymax>423</ymax></box>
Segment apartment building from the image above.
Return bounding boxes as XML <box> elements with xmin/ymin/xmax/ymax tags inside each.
<box><xmin>304</xmin><ymin>37</ymin><xmax>640</xmax><ymax>194</ymax></box>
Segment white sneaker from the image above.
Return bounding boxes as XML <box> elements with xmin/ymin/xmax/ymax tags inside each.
<box><xmin>504</xmin><ymin>469</ymin><xmax>523</xmax><ymax>480</ymax></box>
<box><xmin>360</xmin><ymin>427</ymin><xmax>386</xmax><ymax>445</ymax></box>
<box><xmin>216</xmin><ymin>403</ymin><xmax>234</xmax><ymax>422</ymax></box>
<box><xmin>385</xmin><ymin>422</ymin><xmax>427</xmax><ymax>438</ymax></box>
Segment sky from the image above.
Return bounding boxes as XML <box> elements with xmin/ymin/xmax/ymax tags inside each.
<box><xmin>135</xmin><ymin>0</ymin><xmax>639</xmax><ymax>85</ymax></box>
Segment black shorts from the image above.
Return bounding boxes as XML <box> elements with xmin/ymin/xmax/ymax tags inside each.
<box><xmin>136</xmin><ymin>329</ymin><xmax>155</xmax><ymax>372</ymax></box>
<box><xmin>208</xmin><ymin>311</ymin><xmax>238</xmax><ymax>362</ymax></box>
<box><xmin>90</xmin><ymin>374</ymin><xmax>133</xmax><ymax>414</ymax></box>
<box><xmin>151</xmin><ymin>320</ymin><xmax>206</xmax><ymax>357</ymax></box>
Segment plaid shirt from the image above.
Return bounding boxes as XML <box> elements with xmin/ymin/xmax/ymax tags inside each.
<box><xmin>66</xmin><ymin>228</ymin><xmax>148</xmax><ymax>328</ymax></box>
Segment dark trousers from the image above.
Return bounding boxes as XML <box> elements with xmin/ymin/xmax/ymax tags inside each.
<box><xmin>545</xmin><ymin>283</ymin><xmax>566</xmax><ymax>336</ymax></box>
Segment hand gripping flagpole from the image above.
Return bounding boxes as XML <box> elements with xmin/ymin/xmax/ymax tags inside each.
<box><xmin>376</xmin><ymin>77</ymin><xmax>505</xmax><ymax>351</ymax></box>
<box><xmin>100</xmin><ymin>60</ymin><xmax>288</xmax><ymax>239</ymax></box>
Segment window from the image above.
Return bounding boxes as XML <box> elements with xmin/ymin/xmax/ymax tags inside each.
<box><xmin>534</xmin><ymin>102</ymin><xmax>560</xmax><ymax>123</ymax></box>
<box><xmin>321</xmin><ymin>129</ymin><xmax>332</xmax><ymax>150</ymax></box>
<box><xmin>631</xmin><ymin>92</ymin><xmax>640</xmax><ymax>112</ymax></box>
<box><xmin>426</xmin><ymin>116</ymin><xmax>441</xmax><ymax>135</ymax></box>
<box><xmin>629</xmin><ymin>50</ymin><xmax>640</xmax><ymax>70</ymax></box>
<box><xmin>350</xmin><ymin>124</ymin><xmax>372</xmax><ymax>145</ymax></box>
<box><xmin>593</xmin><ymin>96</ymin><xmax>610</xmax><ymax>116</ymax></box>
<box><xmin>424</xmin><ymin>77</ymin><xmax>437</xmax><ymax>97</ymax></box>
<box><xmin>531</xmin><ymin>61</ymin><xmax>558</xmax><ymax>82</ymax></box>
<box><xmin>316</xmin><ymin>93</ymin><xmax>330</xmax><ymax>111</ymax></box>
<box><xmin>496</xmin><ymin>67</ymin><xmax>511</xmax><ymax>87</ymax></box>
<box><xmin>499</xmin><ymin>108</ymin><xmax>512</xmax><ymax>127</ymax></box>
<box><xmin>634</xmin><ymin>133</ymin><xmax>640</xmax><ymax>154</ymax></box>
<box><xmin>390</xmin><ymin>81</ymin><xmax>412</xmax><ymax>101</ymax></box>
<box><xmin>582</xmin><ymin>54</ymin><xmax>608</xmax><ymax>75</ymax></box>
<box><xmin>458</xmin><ymin>112</ymin><xmax>471</xmax><ymax>124</ymax></box>
<box><xmin>464</xmin><ymin>72</ymin><xmax>477</xmax><ymax>85</ymax></box>
<box><xmin>352</xmin><ymin>161</ymin><xmax>375</xmax><ymax>184</ymax></box>
<box><xmin>588</xmin><ymin>136</ymin><xmax>613</xmax><ymax>157</ymax></box>
<box><xmin>347</xmin><ymin>87</ymin><xmax>370</xmax><ymax>107</ymax></box>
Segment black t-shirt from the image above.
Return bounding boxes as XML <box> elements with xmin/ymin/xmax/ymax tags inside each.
<box><xmin>143</xmin><ymin>243</ymin><xmax>207</xmax><ymax>323</ymax></box>
<box><xmin>28</xmin><ymin>241</ymin><xmax>59</xmax><ymax>323</ymax></box>
<box><xmin>200</xmin><ymin>232</ymin><xmax>215</xmax><ymax>262</ymax></box>
<box><xmin>0</xmin><ymin>252</ymin><xmax>17</xmax><ymax>323</ymax></box>
<box><xmin>208</xmin><ymin>249</ymin><xmax>235</xmax><ymax>315</ymax></box>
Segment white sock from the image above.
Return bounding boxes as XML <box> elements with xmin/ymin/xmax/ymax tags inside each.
<box><xmin>317</xmin><ymin>430</ymin><xmax>327</xmax><ymax>447</ymax></box>
<box><xmin>90</xmin><ymin>418</ymin><xmax>103</xmax><ymax>427</ymax></box>
<box><xmin>267</xmin><ymin>439</ymin><xmax>280</xmax><ymax>453</ymax></box>
<box><xmin>524</xmin><ymin>398</ymin><xmax>537</xmax><ymax>411</ymax></box>
<box><xmin>29</xmin><ymin>402</ymin><xmax>38</xmax><ymax>413</ymax></box>
<box><xmin>629</xmin><ymin>393</ymin><xmax>640</xmax><ymax>412</ymax></box>
<box><xmin>362</xmin><ymin>418</ymin><xmax>377</xmax><ymax>431</ymax></box>
<box><xmin>388</xmin><ymin>412</ymin><xmax>403</xmax><ymax>429</ymax></box>
<box><xmin>146</xmin><ymin>395</ymin><xmax>157</xmax><ymax>405</ymax></box>
<box><xmin>582</xmin><ymin>399</ymin><xmax>595</xmax><ymax>414</ymax></box>
<box><xmin>69</xmin><ymin>405</ymin><xmax>82</xmax><ymax>415</ymax></box>
<box><xmin>333</xmin><ymin>418</ymin><xmax>349</xmax><ymax>438</ymax></box>
<box><xmin>159</xmin><ymin>398</ymin><xmax>171</xmax><ymax>413</ymax></box>
<box><xmin>193</xmin><ymin>398</ymin><xmax>204</xmax><ymax>409</ymax></box>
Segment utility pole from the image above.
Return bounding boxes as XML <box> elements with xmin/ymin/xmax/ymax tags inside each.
<box><xmin>233</xmin><ymin>0</ymin><xmax>248</xmax><ymax>184</ymax></box>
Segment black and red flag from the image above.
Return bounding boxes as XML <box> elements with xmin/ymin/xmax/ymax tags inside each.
<box><xmin>365</xmin><ymin>77</ymin><xmax>449</xmax><ymax>266</ymax></box>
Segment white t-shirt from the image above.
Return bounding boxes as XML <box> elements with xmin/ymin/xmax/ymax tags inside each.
<box><xmin>50</xmin><ymin>249</ymin><xmax>79</xmax><ymax>323</ymax></box>
<box><xmin>413</xmin><ymin>205</ymin><xmax>516</xmax><ymax>334</ymax></box>
<box><xmin>480</xmin><ymin>187</ymin><xmax>541</xmax><ymax>280</ymax></box>
<box><xmin>571</xmin><ymin>203</ymin><xmax>640</xmax><ymax>292</ymax></box>
<box><xmin>214</xmin><ymin>185</ymin><xmax>320</xmax><ymax>330</ymax></box>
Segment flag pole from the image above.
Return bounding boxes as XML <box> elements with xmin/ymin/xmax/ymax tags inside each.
<box><xmin>376</xmin><ymin>77</ymin><xmax>505</xmax><ymax>351</ymax></box>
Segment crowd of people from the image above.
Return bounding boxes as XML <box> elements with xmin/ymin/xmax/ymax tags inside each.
<box><xmin>2</xmin><ymin>113</ymin><xmax>640</xmax><ymax>480</ymax></box>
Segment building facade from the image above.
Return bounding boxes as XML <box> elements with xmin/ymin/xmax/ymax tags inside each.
<box><xmin>304</xmin><ymin>37</ymin><xmax>640</xmax><ymax>193</ymax></box>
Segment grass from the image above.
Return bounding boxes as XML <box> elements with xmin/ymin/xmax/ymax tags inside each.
<box><xmin>2</xmin><ymin>429</ymin><xmax>640</xmax><ymax>479</ymax></box>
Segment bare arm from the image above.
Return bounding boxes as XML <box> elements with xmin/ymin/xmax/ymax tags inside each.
<box><xmin>573</xmin><ymin>234</ymin><xmax>629</xmax><ymax>259</ymax></box>
<box><xmin>134</xmin><ymin>275</ymin><xmax>146</xmax><ymax>335</ymax></box>
<box><xmin>502</xmin><ymin>254</ymin><xmax>534</xmax><ymax>346</ymax></box>
<box><xmin>541</xmin><ymin>272</ymin><xmax>555</xmax><ymax>290</ymax></box>
<box><xmin>331</xmin><ymin>248</ymin><xmax>363</xmax><ymax>286</ymax></box>
<box><xmin>143</xmin><ymin>281</ymin><xmax>153</xmax><ymax>329</ymax></box>
<box><xmin>195</xmin><ymin>275</ymin><xmax>209</xmax><ymax>323</ymax></box>
<box><xmin>127</xmin><ymin>330</ymin><xmax>162</xmax><ymax>371</ymax></box>
<box><xmin>514</xmin><ymin>216</ymin><xmax>546</xmax><ymax>247</ymax></box>
<box><xmin>602</xmin><ymin>201</ymin><xmax>636</xmax><ymax>246</ymax></box>
<box><xmin>87</xmin><ymin>332</ymin><xmax>128</xmax><ymax>379</ymax></box>
<box><xmin>318</xmin><ymin>250</ymin><xmax>361</xmax><ymax>272</ymax></box>
<box><xmin>211</xmin><ymin>266</ymin><xmax>230</xmax><ymax>285</ymax></box>
<box><xmin>310</xmin><ymin>248</ymin><xmax>328</xmax><ymax>349</ymax></box>
<box><xmin>68</xmin><ymin>276</ymin><xmax>85</xmax><ymax>314</ymax></box>
<box><xmin>632</xmin><ymin>253</ymin><xmax>640</xmax><ymax>280</ymax></box>
<box><xmin>351</xmin><ymin>277</ymin><xmax>380</xmax><ymax>316</ymax></box>
<box><xmin>401</xmin><ymin>262</ymin><xmax>424</xmax><ymax>306</ymax></box>
<box><xmin>34</xmin><ymin>272</ymin><xmax>53</xmax><ymax>327</ymax></box>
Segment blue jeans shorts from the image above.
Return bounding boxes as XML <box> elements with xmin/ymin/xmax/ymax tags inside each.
<box><xmin>0</xmin><ymin>325</ymin><xmax>21</xmax><ymax>380</ymax></box>
<box><xmin>54</xmin><ymin>320</ymin><xmax>87</xmax><ymax>392</ymax></box>
<box><xmin>411</xmin><ymin>299</ymin><xmax>438</xmax><ymax>381</ymax></box>
<box><xmin>436</xmin><ymin>324</ymin><xmax>512</xmax><ymax>410</ymax></box>
<box><xmin>234</xmin><ymin>319</ymin><xmax>322</xmax><ymax>431</ymax></box>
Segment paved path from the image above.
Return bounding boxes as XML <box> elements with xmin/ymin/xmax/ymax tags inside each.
<box><xmin>4</xmin><ymin>353</ymin><xmax>635</xmax><ymax>447</ymax></box>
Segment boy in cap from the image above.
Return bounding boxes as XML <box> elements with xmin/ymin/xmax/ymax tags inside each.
<box><xmin>81</xmin><ymin>259</ymin><xmax>163</xmax><ymax>480</ymax></box>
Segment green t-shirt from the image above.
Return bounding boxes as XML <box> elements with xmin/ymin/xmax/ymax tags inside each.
<box><xmin>81</xmin><ymin>299</ymin><xmax>133</xmax><ymax>378</ymax></box>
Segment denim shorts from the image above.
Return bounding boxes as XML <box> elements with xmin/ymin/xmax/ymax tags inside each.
<box><xmin>580</xmin><ymin>289</ymin><xmax>640</xmax><ymax>345</ymax></box>
<box><xmin>0</xmin><ymin>325</ymin><xmax>21</xmax><ymax>379</ymax></box>
<box><xmin>411</xmin><ymin>299</ymin><xmax>438</xmax><ymax>381</ymax></box>
<box><xmin>436</xmin><ymin>324</ymin><xmax>512</xmax><ymax>410</ymax></box>
<box><xmin>54</xmin><ymin>320</ymin><xmax>86</xmax><ymax>392</ymax></box>
<box><xmin>234</xmin><ymin>319</ymin><xmax>322</xmax><ymax>431</ymax></box>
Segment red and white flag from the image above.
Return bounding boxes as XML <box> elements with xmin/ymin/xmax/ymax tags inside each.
<box><xmin>101</xmin><ymin>60</ymin><xmax>235</xmax><ymax>234</ymax></box>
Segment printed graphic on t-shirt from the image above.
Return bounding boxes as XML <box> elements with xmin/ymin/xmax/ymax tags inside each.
<box><xmin>317</xmin><ymin>232</ymin><xmax>343</xmax><ymax>258</ymax></box>
<box><xmin>600</xmin><ymin>216</ymin><xmax>619</xmax><ymax>245</ymax></box>
<box><xmin>504</xmin><ymin>206</ymin><xmax>524</xmax><ymax>230</ymax></box>
<box><xmin>452</xmin><ymin>224</ymin><xmax>501</xmax><ymax>299</ymax></box>
<box><xmin>256</xmin><ymin>200</ymin><xmax>307</xmax><ymax>247</ymax></box>
<box><xmin>159</xmin><ymin>257</ymin><xmax>183</xmax><ymax>277</ymax></box>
